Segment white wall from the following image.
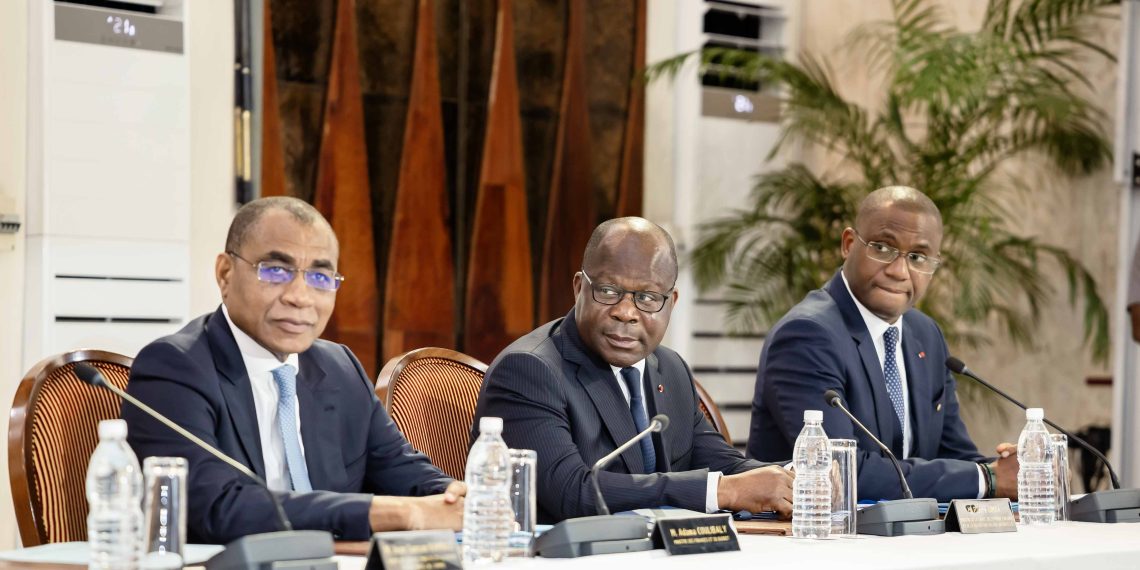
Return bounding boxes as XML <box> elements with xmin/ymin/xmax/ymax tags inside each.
<box><xmin>0</xmin><ymin>0</ymin><xmax>234</xmax><ymax>548</ymax></box>
<box><xmin>0</xmin><ymin>0</ymin><xmax>29</xmax><ymax>550</ymax></box>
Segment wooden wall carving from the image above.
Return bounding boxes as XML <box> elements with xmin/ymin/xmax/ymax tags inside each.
<box><xmin>312</xmin><ymin>0</ymin><xmax>379</xmax><ymax>377</ymax></box>
<box><xmin>261</xmin><ymin>0</ymin><xmax>643</xmax><ymax>365</ymax></box>
<box><xmin>383</xmin><ymin>0</ymin><xmax>457</xmax><ymax>362</ymax></box>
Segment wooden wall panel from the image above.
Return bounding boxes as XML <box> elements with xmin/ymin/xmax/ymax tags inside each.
<box><xmin>615</xmin><ymin>0</ymin><xmax>645</xmax><ymax>217</ymax></box>
<box><xmin>464</xmin><ymin>0</ymin><xmax>534</xmax><ymax>363</ymax></box>
<box><xmin>539</xmin><ymin>0</ymin><xmax>595</xmax><ymax>323</ymax></box>
<box><xmin>260</xmin><ymin>0</ymin><xmax>287</xmax><ymax>198</ymax></box>
<box><xmin>313</xmin><ymin>0</ymin><xmax>380</xmax><ymax>377</ymax></box>
<box><xmin>383</xmin><ymin>0</ymin><xmax>457</xmax><ymax>360</ymax></box>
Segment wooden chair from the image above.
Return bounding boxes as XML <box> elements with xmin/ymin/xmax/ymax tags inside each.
<box><xmin>375</xmin><ymin>348</ymin><xmax>488</xmax><ymax>480</ymax></box>
<box><xmin>694</xmin><ymin>379</ymin><xmax>733</xmax><ymax>446</ymax></box>
<box><xmin>9</xmin><ymin>350</ymin><xmax>134</xmax><ymax>546</ymax></box>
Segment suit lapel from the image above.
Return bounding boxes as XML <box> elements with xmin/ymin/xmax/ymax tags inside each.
<box><xmin>206</xmin><ymin>307</ymin><xmax>267</xmax><ymax>477</ymax></box>
<box><xmin>826</xmin><ymin>274</ymin><xmax>902</xmax><ymax>455</ymax></box>
<box><xmin>901</xmin><ymin>330</ymin><xmax>932</xmax><ymax>457</ymax></box>
<box><xmin>296</xmin><ymin>350</ymin><xmax>333</xmax><ymax>490</ymax></box>
<box><xmin>559</xmin><ymin>311</ymin><xmax>644</xmax><ymax>474</ymax></box>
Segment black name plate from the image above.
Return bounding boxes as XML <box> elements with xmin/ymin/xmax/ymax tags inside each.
<box><xmin>365</xmin><ymin>530</ymin><xmax>462</xmax><ymax>570</ymax></box>
<box><xmin>656</xmin><ymin>515</ymin><xmax>740</xmax><ymax>555</ymax></box>
<box><xmin>944</xmin><ymin>499</ymin><xmax>1017</xmax><ymax>534</ymax></box>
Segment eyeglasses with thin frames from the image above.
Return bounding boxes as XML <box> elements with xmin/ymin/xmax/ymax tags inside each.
<box><xmin>580</xmin><ymin>270</ymin><xmax>674</xmax><ymax>313</ymax></box>
<box><xmin>227</xmin><ymin>252</ymin><xmax>345</xmax><ymax>292</ymax></box>
<box><xmin>852</xmin><ymin>230</ymin><xmax>942</xmax><ymax>275</ymax></box>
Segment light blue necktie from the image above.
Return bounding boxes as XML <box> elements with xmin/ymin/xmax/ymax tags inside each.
<box><xmin>272</xmin><ymin>364</ymin><xmax>312</xmax><ymax>492</ymax></box>
<box><xmin>883</xmin><ymin>326</ymin><xmax>906</xmax><ymax>433</ymax></box>
<box><xmin>620</xmin><ymin>367</ymin><xmax>656</xmax><ymax>473</ymax></box>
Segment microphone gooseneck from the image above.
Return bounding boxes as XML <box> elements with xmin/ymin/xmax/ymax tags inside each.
<box><xmin>75</xmin><ymin>363</ymin><xmax>295</xmax><ymax>531</ymax></box>
<box><xmin>944</xmin><ymin>356</ymin><xmax>1120</xmax><ymax>490</ymax></box>
<box><xmin>589</xmin><ymin>414</ymin><xmax>670</xmax><ymax>516</ymax></box>
<box><xmin>823</xmin><ymin>390</ymin><xmax>914</xmax><ymax>500</ymax></box>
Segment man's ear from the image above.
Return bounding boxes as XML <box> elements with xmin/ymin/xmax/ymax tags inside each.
<box><xmin>216</xmin><ymin>253</ymin><xmax>233</xmax><ymax>297</ymax></box>
<box><xmin>840</xmin><ymin>227</ymin><xmax>856</xmax><ymax>259</ymax></box>
<box><xmin>572</xmin><ymin>271</ymin><xmax>584</xmax><ymax>298</ymax></box>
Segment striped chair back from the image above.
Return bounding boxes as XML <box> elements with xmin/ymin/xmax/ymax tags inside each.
<box><xmin>694</xmin><ymin>378</ymin><xmax>733</xmax><ymax>446</ymax></box>
<box><xmin>376</xmin><ymin>348</ymin><xmax>488</xmax><ymax>480</ymax></box>
<box><xmin>9</xmin><ymin>350</ymin><xmax>133</xmax><ymax>546</ymax></box>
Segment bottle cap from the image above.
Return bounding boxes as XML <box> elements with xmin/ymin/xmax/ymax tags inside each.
<box><xmin>98</xmin><ymin>419</ymin><xmax>127</xmax><ymax>440</ymax></box>
<box><xmin>804</xmin><ymin>409</ymin><xmax>823</xmax><ymax>422</ymax></box>
<box><xmin>480</xmin><ymin>416</ymin><xmax>503</xmax><ymax>434</ymax></box>
<box><xmin>1026</xmin><ymin>408</ymin><xmax>1044</xmax><ymax>421</ymax></box>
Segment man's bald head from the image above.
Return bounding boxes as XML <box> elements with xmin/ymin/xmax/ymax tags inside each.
<box><xmin>581</xmin><ymin>217</ymin><xmax>678</xmax><ymax>285</ymax></box>
<box><xmin>855</xmin><ymin>186</ymin><xmax>942</xmax><ymax>232</ymax></box>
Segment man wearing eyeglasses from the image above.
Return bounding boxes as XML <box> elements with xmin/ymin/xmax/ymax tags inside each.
<box><xmin>123</xmin><ymin>197</ymin><xmax>465</xmax><ymax>544</ymax></box>
<box><xmin>472</xmin><ymin>217</ymin><xmax>795</xmax><ymax>523</ymax></box>
<box><xmin>748</xmin><ymin>186</ymin><xmax>1019</xmax><ymax>502</ymax></box>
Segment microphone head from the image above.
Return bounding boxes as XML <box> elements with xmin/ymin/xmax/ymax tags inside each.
<box><xmin>822</xmin><ymin>389</ymin><xmax>842</xmax><ymax>407</ymax></box>
<box><xmin>74</xmin><ymin>363</ymin><xmax>108</xmax><ymax>388</ymax></box>
<box><xmin>945</xmin><ymin>356</ymin><xmax>967</xmax><ymax>374</ymax></box>
<box><xmin>651</xmin><ymin>414</ymin><xmax>670</xmax><ymax>432</ymax></box>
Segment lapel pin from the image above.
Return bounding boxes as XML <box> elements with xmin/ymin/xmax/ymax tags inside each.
<box><xmin>658</xmin><ymin>384</ymin><xmax>665</xmax><ymax>393</ymax></box>
<box><xmin>936</xmin><ymin>402</ymin><xmax>942</xmax><ymax>411</ymax></box>
<box><xmin>918</xmin><ymin>351</ymin><xmax>926</xmax><ymax>359</ymax></box>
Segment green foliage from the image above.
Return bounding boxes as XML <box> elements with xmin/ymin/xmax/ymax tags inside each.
<box><xmin>647</xmin><ymin>0</ymin><xmax>1118</xmax><ymax>363</ymax></box>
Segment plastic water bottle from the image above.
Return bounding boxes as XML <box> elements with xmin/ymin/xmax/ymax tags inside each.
<box><xmin>463</xmin><ymin>417</ymin><xmax>512</xmax><ymax>563</ymax></box>
<box><xmin>1017</xmin><ymin>407</ymin><xmax>1056</xmax><ymax>525</ymax></box>
<box><xmin>792</xmin><ymin>409</ymin><xmax>832</xmax><ymax>539</ymax></box>
<box><xmin>87</xmin><ymin>419</ymin><xmax>143</xmax><ymax>570</ymax></box>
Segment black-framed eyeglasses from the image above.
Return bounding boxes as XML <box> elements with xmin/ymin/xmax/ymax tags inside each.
<box><xmin>580</xmin><ymin>270</ymin><xmax>673</xmax><ymax>313</ymax></box>
<box><xmin>227</xmin><ymin>252</ymin><xmax>345</xmax><ymax>292</ymax></box>
<box><xmin>852</xmin><ymin>230</ymin><xmax>942</xmax><ymax>275</ymax></box>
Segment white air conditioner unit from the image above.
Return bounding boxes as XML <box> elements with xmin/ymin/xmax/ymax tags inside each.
<box><xmin>24</xmin><ymin>0</ymin><xmax>191</xmax><ymax>365</ymax></box>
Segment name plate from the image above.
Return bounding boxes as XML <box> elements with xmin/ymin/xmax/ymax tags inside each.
<box><xmin>944</xmin><ymin>499</ymin><xmax>1017</xmax><ymax>534</ymax></box>
<box><xmin>365</xmin><ymin>530</ymin><xmax>461</xmax><ymax>570</ymax></box>
<box><xmin>656</xmin><ymin>515</ymin><xmax>740</xmax><ymax>555</ymax></box>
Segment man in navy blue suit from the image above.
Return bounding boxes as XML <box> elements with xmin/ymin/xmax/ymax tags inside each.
<box><xmin>473</xmin><ymin>217</ymin><xmax>794</xmax><ymax>523</ymax></box>
<box><xmin>124</xmin><ymin>197</ymin><xmax>464</xmax><ymax>544</ymax></box>
<box><xmin>748</xmin><ymin>186</ymin><xmax>1019</xmax><ymax>502</ymax></box>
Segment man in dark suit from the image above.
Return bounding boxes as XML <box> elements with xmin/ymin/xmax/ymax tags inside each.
<box><xmin>472</xmin><ymin>217</ymin><xmax>794</xmax><ymax>523</ymax></box>
<box><xmin>748</xmin><ymin>186</ymin><xmax>1018</xmax><ymax>502</ymax></box>
<box><xmin>124</xmin><ymin>197</ymin><xmax>464</xmax><ymax>544</ymax></box>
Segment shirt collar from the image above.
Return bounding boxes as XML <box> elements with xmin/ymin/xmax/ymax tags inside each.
<box><xmin>221</xmin><ymin>303</ymin><xmax>301</xmax><ymax>375</ymax></box>
<box><xmin>840</xmin><ymin>270</ymin><xmax>903</xmax><ymax>341</ymax></box>
<box><xmin>610</xmin><ymin>359</ymin><xmax>646</xmax><ymax>380</ymax></box>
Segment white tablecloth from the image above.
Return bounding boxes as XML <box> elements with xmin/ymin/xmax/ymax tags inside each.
<box><xmin>334</xmin><ymin>522</ymin><xmax>1138</xmax><ymax>570</ymax></box>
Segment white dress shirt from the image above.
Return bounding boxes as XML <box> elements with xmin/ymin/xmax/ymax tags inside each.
<box><xmin>222</xmin><ymin>304</ymin><xmax>305</xmax><ymax>492</ymax></box>
<box><xmin>840</xmin><ymin>271</ymin><xmax>986</xmax><ymax>498</ymax></box>
<box><xmin>609</xmin><ymin>360</ymin><xmax>722</xmax><ymax>513</ymax></box>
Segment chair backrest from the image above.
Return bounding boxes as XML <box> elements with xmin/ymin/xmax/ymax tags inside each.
<box><xmin>9</xmin><ymin>350</ymin><xmax>133</xmax><ymax>546</ymax></box>
<box><xmin>694</xmin><ymin>379</ymin><xmax>733</xmax><ymax>446</ymax></box>
<box><xmin>375</xmin><ymin>348</ymin><xmax>488</xmax><ymax>480</ymax></box>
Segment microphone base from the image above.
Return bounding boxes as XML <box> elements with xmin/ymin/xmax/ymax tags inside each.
<box><xmin>1070</xmin><ymin>489</ymin><xmax>1140</xmax><ymax>523</ymax></box>
<box><xmin>856</xmin><ymin>498</ymin><xmax>945</xmax><ymax>537</ymax></box>
<box><xmin>533</xmin><ymin>515</ymin><xmax>654</xmax><ymax>558</ymax></box>
<box><xmin>205</xmin><ymin>530</ymin><xmax>336</xmax><ymax>570</ymax></box>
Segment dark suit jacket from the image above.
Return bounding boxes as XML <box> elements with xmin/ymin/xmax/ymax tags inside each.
<box><xmin>472</xmin><ymin>309</ymin><xmax>767</xmax><ymax>523</ymax></box>
<box><xmin>123</xmin><ymin>306</ymin><xmax>453</xmax><ymax>544</ymax></box>
<box><xmin>748</xmin><ymin>272</ymin><xmax>985</xmax><ymax>501</ymax></box>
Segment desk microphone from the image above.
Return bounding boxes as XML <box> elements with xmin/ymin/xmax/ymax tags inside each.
<box><xmin>591</xmin><ymin>414</ymin><xmax>670</xmax><ymax>516</ymax></box>
<box><xmin>533</xmin><ymin>414</ymin><xmax>670</xmax><ymax>558</ymax></box>
<box><xmin>822</xmin><ymin>390</ymin><xmax>943</xmax><ymax>536</ymax></box>
<box><xmin>75</xmin><ymin>364</ymin><xmax>336</xmax><ymax>569</ymax></box>
<box><xmin>946</xmin><ymin>356</ymin><xmax>1140</xmax><ymax>523</ymax></box>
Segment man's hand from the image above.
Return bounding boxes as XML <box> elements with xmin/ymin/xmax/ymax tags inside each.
<box><xmin>991</xmin><ymin>442</ymin><xmax>1019</xmax><ymax>500</ymax></box>
<box><xmin>369</xmin><ymin>490</ymin><xmax>465</xmax><ymax>532</ymax></box>
<box><xmin>717</xmin><ymin>465</ymin><xmax>795</xmax><ymax>519</ymax></box>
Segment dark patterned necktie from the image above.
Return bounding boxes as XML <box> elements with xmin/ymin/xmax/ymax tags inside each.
<box><xmin>620</xmin><ymin>367</ymin><xmax>656</xmax><ymax>473</ymax></box>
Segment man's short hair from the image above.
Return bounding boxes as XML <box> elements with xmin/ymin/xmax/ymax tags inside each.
<box><xmin>855</xmin><ymin>185</ymin><xmax>942</xmax><ymax>229</ymax></box>
<box><xmin>224</xmin><ymin>196</ymin><xmax>334</xmax><ymax>253</ymax></box>
<box><xmin>582</xmin><ymin>217</ymin><xmax>679</xmax><ymax>284</ymax></box>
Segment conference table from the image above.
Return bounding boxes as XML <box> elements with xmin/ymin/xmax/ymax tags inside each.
<box><xmin>0</xmin><ymin>521</ymin><xmax>1136</xmax><ymax>569</ymax></box>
